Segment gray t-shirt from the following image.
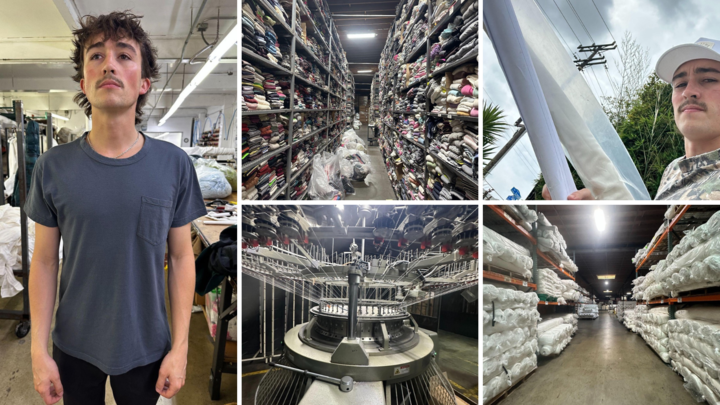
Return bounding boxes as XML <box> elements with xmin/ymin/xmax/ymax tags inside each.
<box><xmin>24</xmin><ymin>133</ymin><xmax>207</xmax><ymax>375</ymax></box>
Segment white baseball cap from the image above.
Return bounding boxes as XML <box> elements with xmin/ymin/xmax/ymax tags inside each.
<box><xmin>655</xmin><ymin>37</ymin><xmax>720</xmax><ymax>83</ymax></box>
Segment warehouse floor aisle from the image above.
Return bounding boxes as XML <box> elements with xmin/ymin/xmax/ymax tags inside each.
<box><xmin>501</xmin><ymin>312</ymin><xmax>697</xmax><ymax>405</ymax></box>
<box><xmin>345</xmin><ymin>123</ymin><xmax>396</xmax><ymax>200</ymax></box>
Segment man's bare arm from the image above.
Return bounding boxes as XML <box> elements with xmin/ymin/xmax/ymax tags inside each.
<box><xmin>30</xmin><ymin>223</ymin><xmax>63</xmax><ymax>404</ymax></box>
<box><xmin>156</xmin><ymin>223</ymin><xmax>195</xmax><ymax>398</ymax></box>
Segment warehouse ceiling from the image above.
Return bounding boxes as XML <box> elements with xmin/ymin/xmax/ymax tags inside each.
<box><xmin>327</xmin><ymin>0</ymin><xmax>401</xmax><ymax>96</ymax></box>
<box><xmin>0</xmin><ymin>0</ymin><xmax>236</xmax><ymax>120</ymax></box>
<box><xmin>485</xmin><ymin>205</ymin><xmax>673</xmax><ymax>300</ymax></box>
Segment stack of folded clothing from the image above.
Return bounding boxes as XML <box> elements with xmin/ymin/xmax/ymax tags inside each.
<box><xmin>241</xmin><ymin>165</ymin><xmax>260</xmax><ymax>200</ymax></box>
<box><xmin>262</xmin><ymin>73</ymin><xmax>285</xmax><ymax>109</ymax></box>
<box><xmin>242</xmin><ymin>115</ymin><xmax>264</xmax><ymax>160</ymax></box>
<box><xmin>241</xmin><ymin>4</ymin><xmax>260</xmax><ymax>54</ymax></box>
<box><xmin>397</xmin><ymin>114</ymin><xmax>425</xmax><ymax>145</ymax></box>
<box><xmin>427</xmin><ymin>76</ymin><xmax>447</xmax><ymax>113</ymax></box>
<box><xmin>448</xmin><ymin>64</ymin><xmax>478</xmax><ymax>116</ymax></box>
<box><xmin>430</xmin><ymin>0</ymin><xmax>451</xmax><ymax>28</ymax></box>
<box><xmin>438</xmin><ymin>1</ymin><xmax>478</xmax><ymax>70</ymax></box>
<box><xmin>305</xmin><ymin>36</ymin><xmax>329</xmax><ymax>66</ymax></box>
<box><xmin>267</xmin><ymin>114</ymin><xmax>288</xmax><ymax>151</ymax></box>
<box><xmin>241</xmin><ymin>61</ymin><xmax>259</xmax><ymax>111</ymax></box>
<box><xmin>288</xmin><ymin>163</ymin><xmax>311</xmax><ymax>200</ymax></box>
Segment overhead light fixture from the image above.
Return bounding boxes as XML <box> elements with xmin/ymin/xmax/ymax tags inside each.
<box><xmin>594</xmin><ymin>208</ymin><xmax>606</xmax><ymax>232</ymax></box>
<box><xmin>597</xmin><ymin>275</ymin><xmax>615</xmax><ymax>280</ymax></box>
<box><xmin>626</xmin><ymin>292</ymin><xmax>631</xmax><ymax>295</ymax></box>
<box><xmin>158</xmin><ymin>24</ymin><xmax>238</xmax><ymax>126</ymax></box>
<box><xmin>603</xmin><ymin>290</ymin><xmax>612</xmax><ymax>293</ymax></box>
<box><xmin>49</xmin><ymin>114</ymin><xmax>69</xmax><ymax>121</ymax></box>
<box><xmin>357</xmin><ymin>70</ymin><xmax>372</xmax><ymax>73</ymax></box>
<box><xmin>605</xmin><ymin>281</ymin><xmax>609</xmax><ymax>285</ymax></box>
<box><xmin>348</xmin><ymin>33</ymin><xmax>377</xmax><ymax>39</ymax></box>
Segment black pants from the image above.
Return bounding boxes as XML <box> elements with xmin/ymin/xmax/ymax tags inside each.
<box><xmin>52</xmin><ymin>344</ymin><xmax>163</xmax><ymax>405</ymax></box>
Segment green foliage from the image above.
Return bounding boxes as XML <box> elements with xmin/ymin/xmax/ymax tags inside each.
<box><xmin>615</xmin><ymin>74</ymin><xmax>683</xmax><ymax>198</ymax></box>
<box><xmin>526</xmin><ymin>161</ymin><xmax>585</xmax><ymax>200</ymax></box>
<box><xmin>483</xmin><ymin>101</ymin><xmax>508</xmax><ymax>165</ymax></box>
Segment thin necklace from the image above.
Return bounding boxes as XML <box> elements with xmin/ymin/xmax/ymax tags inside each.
<box><xmin>87</xmin><ymin>131</ymin><xmax>141</xmax><ymax>159</ymax></box>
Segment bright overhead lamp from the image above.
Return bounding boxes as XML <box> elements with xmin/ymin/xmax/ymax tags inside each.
<box><xmin>597</xmin><ymin>275</ymin><xmax>615</xmax><ymax>280</ymax></box>
<box><xmin>158</xmin><ymin>24</ymin><xmax>238</xmax><ymax>126</ymax></box>
<box><xmin>49</xmin><ymin>114</ymin><xmax>69</xmax><ymax>121</ymax></box>
<box><xmin>603</xmin><ymin>290</ymin><xmax>612</xmax><ymax>293</ymax></box>
<box><xmin>594</xmin><ymin>208</ymin><xmax>606</xmax><ymax>232</ymax></box>
<box><xmin>605</xmin><ymin>281</ymin><xmax>609</xmax><ymax>285</ymax></box>
<box><xmin>357</xmin><ymin>70</ymin><xmax>373</xmax><ymax>73</ymax></box>
<box><xmin>348</xmin><ymin>33</ymin><xmax>377</xmax><ymax>39</ymax></box>
<box><xmin>626</xmin><ymin>292</ymin><xmax>631</xmax><ymax>295</ymax></box>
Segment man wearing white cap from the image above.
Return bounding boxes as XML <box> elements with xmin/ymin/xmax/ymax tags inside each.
<box><xmin>542</xmin><ymin>37</ymin><xmax>720</xmax><ymax>200</ymax></box>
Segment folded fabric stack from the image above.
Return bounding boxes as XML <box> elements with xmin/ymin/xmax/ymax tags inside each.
<box><xmin>427</xmin><ymin>118</ymin><xmax>478</xmax><ymax>185</ymax></box>
<box><xmin>289</xmin><ymin>160</ymin><xmax>312</xmax><ymax>200</ymax></box>
<box><xmin>304</xmin><ymin>36</ymin><xmax>329</xmax><ymax>66</ymax></box>
<box><xmin>294</xmin><ymin>84</ymin><xmax>327</xmax><ymax>110</ymax></box>
<box><xmin>244</xmin><ymin>154</ymin><xmax>286</xmax><ymax>200</ymax></box>
<box><xmin>430</xmin><ymin>0</ymin><xmax>451</xmax><ymax>29</ymax></box>
<box><xmin>668</xmin><ymin>307</ymin><xmax>720</xmax><ymax>403</ymax></box>
<box><xmin>483</xmin><ymin>284</ymin><xmax>539</xmax><ymax>404</ymax></box>
<box><xmin>248</xmin><ymin>3</ymin><xmax>283</xmax><ymax>63</ymax></box>
<box><xmin>241</xmin><ymin>4</ymin><xmax>260</xmax><ymax>54</ymax></box>
<box><xmin>262</xmin><ymin>73</ymin><xmax>286</xmax><ymax>109</ymax></box>
<box><xmin>429</xmin><ymin>0</ymin><xmax>478</xmax><ymax>73</ymax></box>
<box><xmin>267</xmin><ymin>114</ymin><xmax>287</xmax><ymax>151</ymax></box>
<box><xmin>427</xmin><ymin>76</ymin><xmax>447</xmax><ymax>113</ymax></box>
<box><xmin>404</xmin><ymin>86</ymin><xmax>425</xmax><ymax>112</ymax></box>
<box><xmin>400</xmin><ymin>18</ymin><xmax>429</xmax><ymax>62</ymax></box>
<box><xmin>294</xmin><ymin>56</ymin><xmax>327</xmax><ymax>88</ymax></box>
<box><xmin>242</xmin><ymin>115</ymin><xmax>264</xmax><ymax>161</ymax></box>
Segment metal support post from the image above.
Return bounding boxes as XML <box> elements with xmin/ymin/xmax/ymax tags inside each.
<box><xmin>46</xmin><ymin>113</ymin><xmax>53</xmax><ymax>152</ymax></box>
<box><xmin>347</xmin><ymin>269</ymin><xmax>361</xmax><ymax>338</ymax></box>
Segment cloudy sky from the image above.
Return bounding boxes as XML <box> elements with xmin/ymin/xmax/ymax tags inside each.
<box><xmin>483</xmin><ymin>0</ymin><xmax>720</xmax><ymax>199</ymax></box>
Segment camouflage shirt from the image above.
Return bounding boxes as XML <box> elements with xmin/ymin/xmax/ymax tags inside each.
<box><xmin>655</xmin><ymin>148</ymin><xmax>720</xmax><ymax>200</ymax></box>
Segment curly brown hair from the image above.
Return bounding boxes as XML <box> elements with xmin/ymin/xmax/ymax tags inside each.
<box><xmin>70</xmin><ymin>11</ymin><xmax>160</xmax><ymax>125</ymax></box>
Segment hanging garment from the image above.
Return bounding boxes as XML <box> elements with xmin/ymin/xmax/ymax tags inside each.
<box><xmin>11</xmin><ymin>120</ymin><xmax>39</xmax><ymax>207</ymax></box>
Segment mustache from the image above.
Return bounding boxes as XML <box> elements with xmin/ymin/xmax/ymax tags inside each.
<box><xmin>678</xmin><ymin>99</ymin><xmax>707</xmax><ymax>113</ymax></box>
<box><xmin>96</xmin><ymin>75</ymin><xmax>123</xmax><ymax>88</ymax></box>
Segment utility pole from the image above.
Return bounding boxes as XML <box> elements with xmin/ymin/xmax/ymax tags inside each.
<box><xmin>483</xmin><ymin>117</ymin><xmax>525</xmax><ymax>175</ymax></box>
<box><xmin>574</xmin><ymin>42</ymin><xmax>617</xmax><ymax>71</ymax></box>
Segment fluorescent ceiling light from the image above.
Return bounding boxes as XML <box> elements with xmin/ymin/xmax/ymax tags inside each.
<box><xmin>50</xmin><ymin>114</ymin><xmax>69</xmax><ymax>121</ymax></box>
<box><xmin>158</xmin><ymin>24</ymin><xmax>238</xmax><ymax>126</ymax></box>
<box><xmin>348</xmin><ymin>33</ymin><xmax>377</xmax><ymax>39</ymax></box>
<box><xmin>594</xmin><ymin>208</ymin><xmax>606</xmax><ymax>232</ymax></box>
<box><xmin>603</xmin><ymin>290</ymin><xmax>612</xmax><ymax>293</ymax></box>
<box><xmin>597</xmin><ymin>275</ymin><xmax>615</xmax><ymax>280</ymax></box>
<box><xmin>357</xmin><ymin>70</ymin><xmax>372</xmax><ymax>73</ymax></box>
<box><xmin>626</xmin><ymin>292</ymin><xmax>631</xmax><ymax>294</ymax></box>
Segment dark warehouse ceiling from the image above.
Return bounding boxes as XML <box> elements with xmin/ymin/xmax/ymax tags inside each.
<box><xmin>327</xmin><ymin>0</ymin><xmax>401</xmax><ymax>95</ymax></box>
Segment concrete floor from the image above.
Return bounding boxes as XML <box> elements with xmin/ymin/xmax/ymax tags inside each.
<box><xmin>436</xmin><ymin>330</ymin><xmax>479</xmax><ymax>403</ymax></box>
<box><xmin>500</xmin><ymin>312</ymin><xmax>697</xmax><ymax>405</ymax></box>
<box><xmin>344</xmin><ymin>123</ymin><xmax>396</xmax><ymax>201</ymax></box>
<box><xmin>240</xmin><ymin>328</ymin><xmax>478</xmax><ymax>404</ymax></box>
<box><xmin>0</xmin><ymin>268</ymin><xmax>236</xmax><ymax>405</ymax></box>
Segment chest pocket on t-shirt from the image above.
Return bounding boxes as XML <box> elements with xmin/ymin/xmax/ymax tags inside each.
<box><xmin>137</xmin><ymin>196</ymin><xmax>173</xmax><ymax>245</ymax></box>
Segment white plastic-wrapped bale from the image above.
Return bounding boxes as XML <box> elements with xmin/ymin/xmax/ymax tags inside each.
<box><xmin>537</xmin><ymin>318</ymin><xmax>574</xmax><ymax>356</ymax></box>
<box><xmin>483</xmin><ymin>226</ymin><xmax>533</xmax><ymax>280</ymax></box>
<box><xmin>501</xmin><ymin>205</ymin><xmax>538</xmax><ymax>232</ymax></box>
<box><xmin>668</xmin><ymin>306</ymin><xmax>720</xmax><ymax>404</ymax></box>
<box><xmin>483</xmin><ymin>285</ymin><xmax>539</xmax><ymax>404</ymax></box>
<box><xmin>536</xmin><ymin>213</ymin><xmax>578</xmax><ymax>273</ymax></box>
<box><xmin>638</xmin><ymin>306</ymin><xmax>670</xmax><ymax>363</ymax></box>
<box><xmin>623</xmin><ymin>308</ymin><xmax>639</xmax><ymax>331</ymax></box>
<box><xmin>578</xmin><ymin>304</ymin><xmax>599</xmax><ymax>319</ymax></box>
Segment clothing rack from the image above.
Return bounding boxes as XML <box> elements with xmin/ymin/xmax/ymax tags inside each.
<box><xmin>0</xmin><ymin>105</ymin><xmax>56</xmax><ymax>338</ymax></box>
<box><xmin>0</xmin><ymin>100</ymin><xmax>30</xmax><ymax>338</ymax></box>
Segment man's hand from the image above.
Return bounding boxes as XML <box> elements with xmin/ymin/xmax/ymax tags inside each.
<box><xmin>541</xmin><ymin>185</ymin><xmax>594</xmax><ymax>200</ymax></box>
<box><xmin>32</xmin><ymin>353</ymin><xmax>63</xmax><ymax>405</ymax></box>
<box><xmin>156</xmin><ymin>349</ymin><xmax>187</xmax><ymax>399</ymax></box>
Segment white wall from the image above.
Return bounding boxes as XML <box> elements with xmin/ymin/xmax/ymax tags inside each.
<box><xmin>144</xmin><ymin>116</ymin><xmax>195</xmax><ymax>146</ymax></box>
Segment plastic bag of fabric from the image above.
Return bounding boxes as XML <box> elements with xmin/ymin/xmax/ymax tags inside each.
<box><xmin>195</xmin><ymin>166</ymin><xmax>232</xmax><ymax>199</ymax></box>
<box><xmin>194</xmin><ymin>158</ymin><xmax>237</xmax><ymax>192</ymax></box>
<box><xmin>0</xmin><ymin>205</ymin><xmax>36</xmax><ymax>298</ymax></box>
<box><xmin>341</xmin><ymin>128</ymin><xmax>367</xmax><ymax>152</ymax></box>
<box><xmin>337</xmin><ymin>146</ymin><xmax>375</xmax><ymax>185</ymax></box>
<box><xmin>308</xmin><ymin>152</ymin><xmax>343</xmax><ymax>200</ymax></box>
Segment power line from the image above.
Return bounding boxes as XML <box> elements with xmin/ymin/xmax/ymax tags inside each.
<box><xmin>551</xmin><ymin>0</ymin><xmax>581</xmax><ymax>44</ymax></box>
<box><xmin>604</xmin><ymin>64</ymin><xmax>619</xmax><ymax>98</ymax></box>
<box><xmin>565</xmin><ymin>0</ymin><xmax>594</xmax><ymax>43</ymax></box>
<box><xmin>590</xmin><ymin>0</ymin><xmax>625</xmax><ymax>60</ymax></box>
<box><xmin>537</xmin><ymin>0</ymin><xmax>576</xmax><ymax>57</ymax></box>
<box><xmin>590</xmin><ymin>66</ymin><xmax>607</xmax><ymax>100</ymax></box>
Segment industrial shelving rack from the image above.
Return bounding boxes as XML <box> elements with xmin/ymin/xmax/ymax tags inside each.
<box><xmin>484</xmin><ymin>205</ymin><xmax>579</xmax><ymax>307</ymax></box>
<box><xmin>634</xmin><ymin>205</ymin><xmax>720</xmax><ymax>308</ymax></box>
<box><xmin>241</xmin><ymin>0</ymin><xmax>352</xmax><ymax>200</ymax></box>
<box><xmin>376</xmin><ymin>0</ymin><xmax>479</xmax><ymax>200</ymax></box>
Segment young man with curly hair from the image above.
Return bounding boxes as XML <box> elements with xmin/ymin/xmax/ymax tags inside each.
<box><xmin>26</xmin><ymin>11</ymin><xmax>207</xmax><ymax>405</ymax></box>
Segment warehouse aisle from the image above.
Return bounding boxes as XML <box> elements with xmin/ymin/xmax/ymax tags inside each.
<box><xmin>345</xmin><ymin>123</ymin><xmax>396</xmax><ymax>200</ymax></box>
<box><xmin>501</xmin><ymin>312</ymin><xmax>697</xmax><ymax>405</ymax></box>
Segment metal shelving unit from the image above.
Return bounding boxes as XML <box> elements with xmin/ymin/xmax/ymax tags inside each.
<box><xmin>374</xmin><ymin>0</ymin><xmax>479</xmax><ymax>200</ymax></box>
<box><xmin>241</xmin><ymin>0</ymin><xmax>351</xmax><ymax>200</ymax></box>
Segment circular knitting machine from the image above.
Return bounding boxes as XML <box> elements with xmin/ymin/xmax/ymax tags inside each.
<box><xmin>241</xmin><ymin>205</ymin><xmax>478</xmax><ymax>405</ymax></box>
